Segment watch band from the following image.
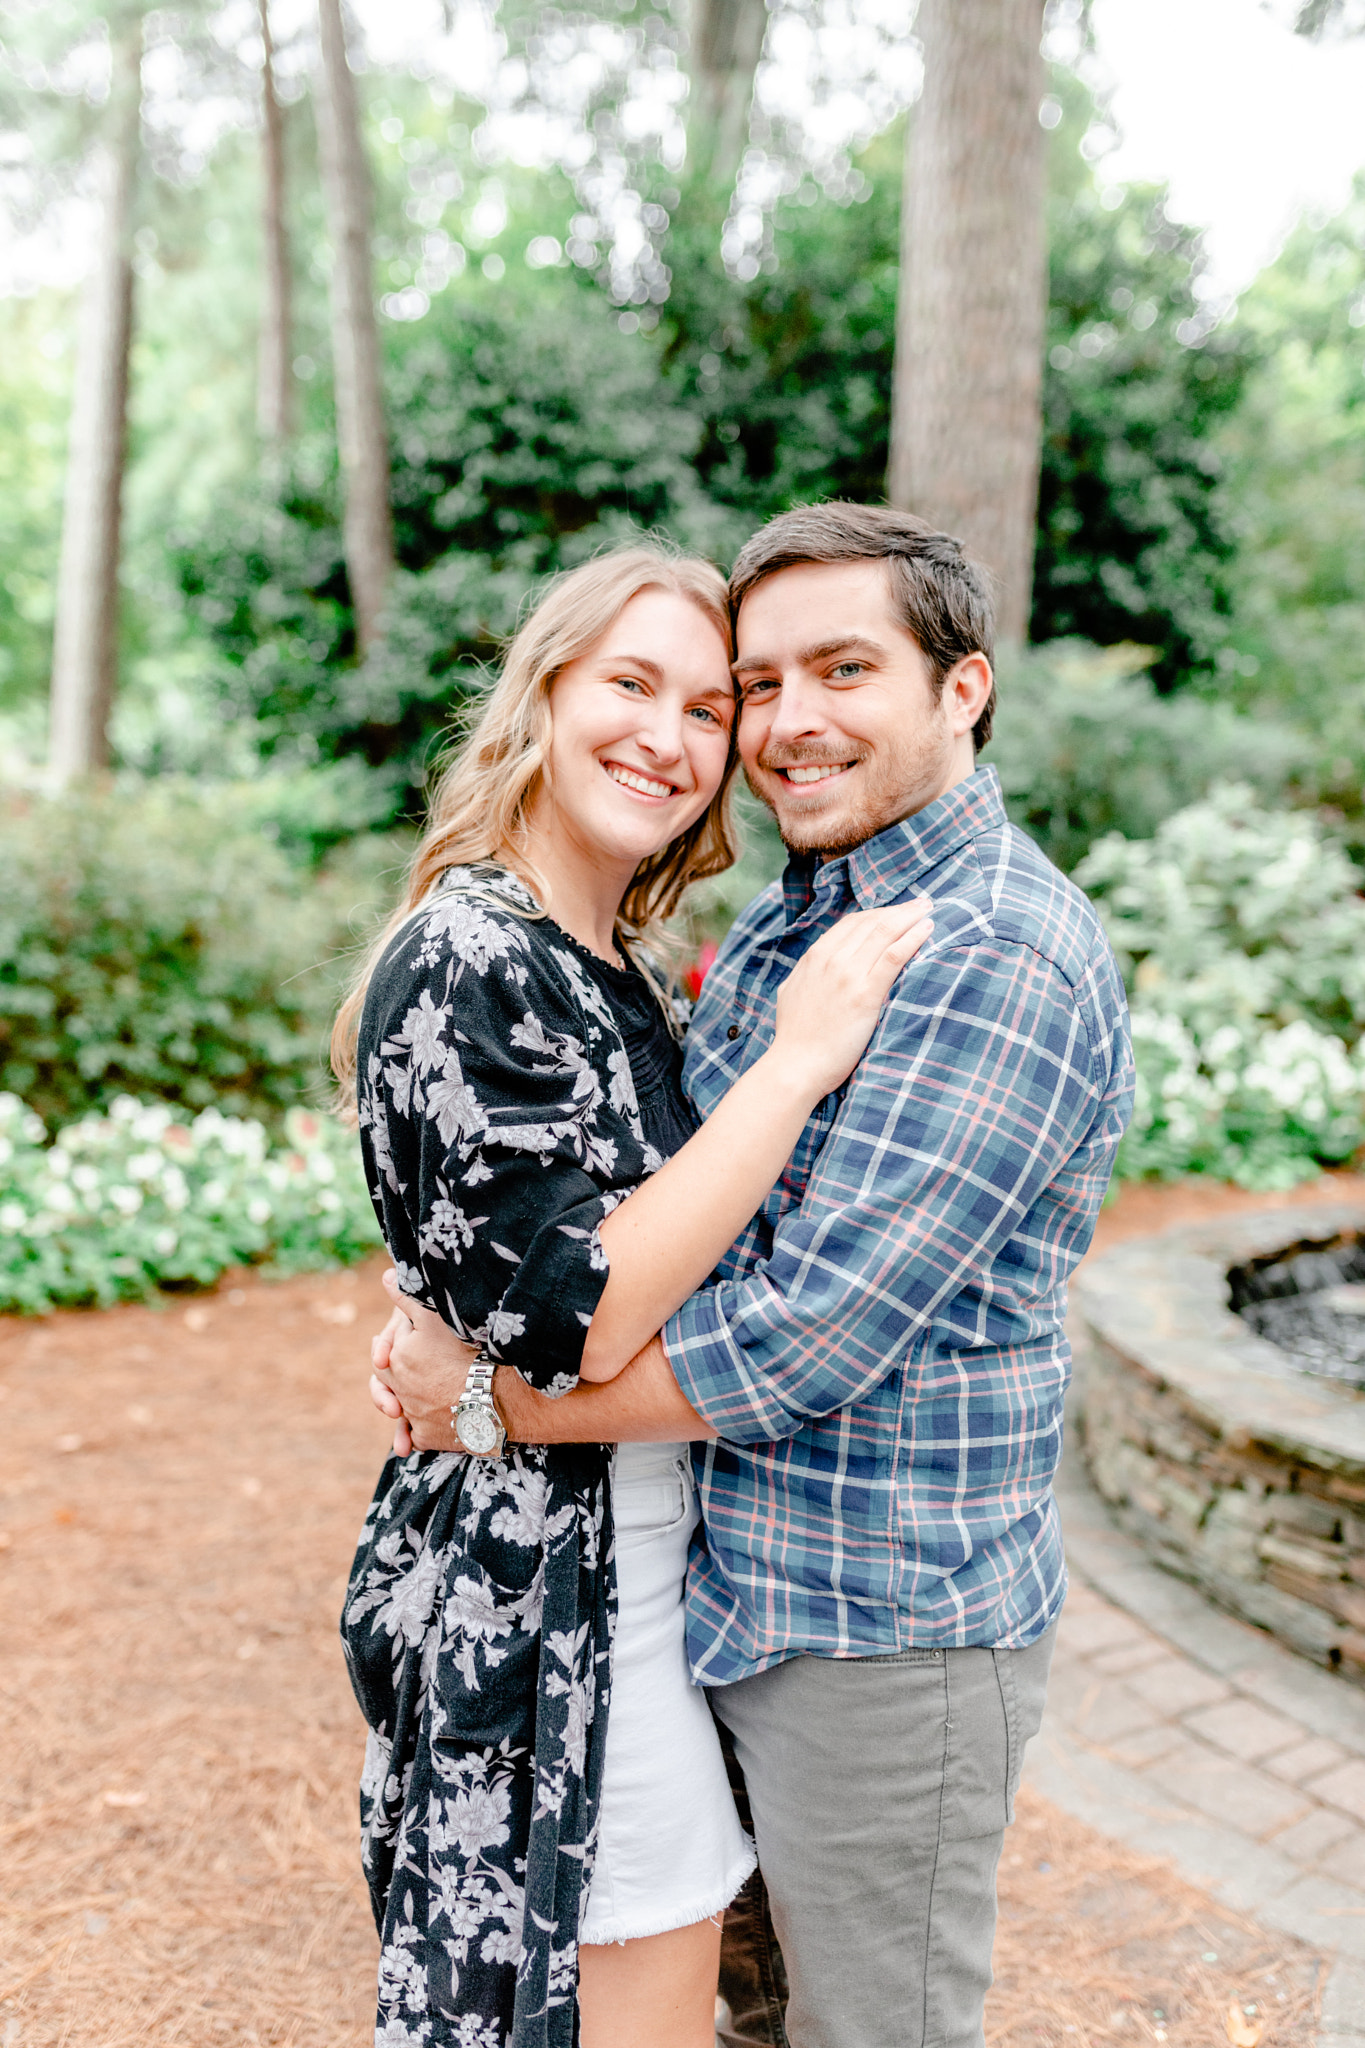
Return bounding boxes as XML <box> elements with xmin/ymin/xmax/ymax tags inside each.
<box><xmin>465</xmin><ymin>1356</ymin><xmax>497</xmax><ymax>1404</ymax></box>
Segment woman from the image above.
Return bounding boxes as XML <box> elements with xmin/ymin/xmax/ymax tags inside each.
<box><xmin>332</xmin><ymin>543</ymin><xmax>930</xmax><ymax>2048</ymax></box>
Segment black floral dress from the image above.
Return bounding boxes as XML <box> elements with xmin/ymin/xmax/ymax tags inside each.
<box><xmin>341</xmin><ymin>864</ymin><xmax>694</xmax><ymax>2048</ymax></box>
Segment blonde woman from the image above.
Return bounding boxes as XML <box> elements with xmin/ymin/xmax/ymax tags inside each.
<box><xmin>333</xmin><ymin>543</ymin><xmax>931</xmax><ymax>2048</ymax></box>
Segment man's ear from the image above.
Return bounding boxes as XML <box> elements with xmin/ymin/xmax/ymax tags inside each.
<box><xmin>942</xmin><ymin>654</ymin><xmax>993</xmax><ymax>739</ymax></box>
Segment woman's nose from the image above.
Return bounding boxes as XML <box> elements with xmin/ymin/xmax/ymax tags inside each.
<box><xmin>638</xmin><ymin>705</ymin><xmax>686</xmax><ymax>762</ymax></box>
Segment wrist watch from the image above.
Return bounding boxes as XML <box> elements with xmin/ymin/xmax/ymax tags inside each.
<box><xmin>453</xmin><ymin>1356</ymin><xmax>507</xmax><ymax>1457</ymax></box>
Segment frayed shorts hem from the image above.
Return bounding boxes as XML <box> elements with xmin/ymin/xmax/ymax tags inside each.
<box><xmin>578</xmin><ymin>1845</ymin><xmax>757</xmax><ymax>1949</ymax></box>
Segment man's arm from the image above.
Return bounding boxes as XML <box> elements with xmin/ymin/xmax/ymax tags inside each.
<box><xmin>496</xmin><ymin>1337</ymin><xmax>716</xmax><ymax>1444</ymax></box>
<box><xmin>371</xmin><ymin>1272</ymin><xmax>715</xmax><ymax>1450</ymax></box>
<box><xmin>662</xmin><ymin>941</ymin><xmax>1119</xmax><ymax>1445</ymax></box>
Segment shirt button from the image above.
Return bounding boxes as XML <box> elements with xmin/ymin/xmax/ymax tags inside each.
<box><xmin>726</xmin><ymin>1024</ymin><xmax>741</xmax><ymax>1041</ymax></box>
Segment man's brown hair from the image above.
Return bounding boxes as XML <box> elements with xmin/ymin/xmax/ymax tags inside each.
<box><xmin>728</xmin><ymin>502</ymin><xmax>998</xmax><ymax>750</ymax></box>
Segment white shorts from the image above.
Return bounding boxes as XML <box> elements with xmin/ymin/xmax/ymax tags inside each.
<box><xmin>578</xmin><ymin>1442</ymin><xmax>757</xmax><ymax>1947</ymax></box>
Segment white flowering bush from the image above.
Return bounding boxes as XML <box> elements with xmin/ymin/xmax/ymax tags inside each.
<box><xmin>1078</xmin><ymin>785</ymin><xmax>1365</xmax><ymax>1187</ymax></box>
<box><xmin>0</xmin><ymin>1094</ymin><xmax>382</xmax><ymax>1315</ymax></box>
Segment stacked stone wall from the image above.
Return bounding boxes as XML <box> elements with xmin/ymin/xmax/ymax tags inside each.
<box><xmin>1073</xmin><ymin>1203</ymin><xmax>1365</xmax><ymax>1685</ymax></box>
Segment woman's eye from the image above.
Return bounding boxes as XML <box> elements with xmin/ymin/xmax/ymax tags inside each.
<box><xmin>613</xmin><ymin>676</ymin><xmax>646</xmax><ymax>694</ymax></box>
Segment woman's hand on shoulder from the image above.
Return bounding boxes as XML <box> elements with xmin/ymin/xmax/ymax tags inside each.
<box><xmin>770</xmin><ymin>896</ymin><xmax>934</xmax><ymax>1103</ymax></box>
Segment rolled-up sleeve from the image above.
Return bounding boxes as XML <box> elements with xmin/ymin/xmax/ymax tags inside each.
<box><xmin>663</xmin><ymin>943</ymin><xmax>1104</xmax><ymax>1441</ymax></box>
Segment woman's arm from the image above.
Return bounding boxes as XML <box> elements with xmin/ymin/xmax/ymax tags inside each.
<box><xmin>577</xmin><ymin>899</ymin><xmax>931</xmax><ymax>1382</ymax></box>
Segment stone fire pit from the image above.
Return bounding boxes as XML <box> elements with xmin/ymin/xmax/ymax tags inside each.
<box><xmin>1073</xmin><ymin>1201</ymin><xmax>1365</xmax><ymax>1682</ymax></box>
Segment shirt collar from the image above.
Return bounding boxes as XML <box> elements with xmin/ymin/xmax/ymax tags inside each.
<box><xmin>780</xmin><ymin>766</ymin><xmax>1007</xmax><ymax>923</ymax></box>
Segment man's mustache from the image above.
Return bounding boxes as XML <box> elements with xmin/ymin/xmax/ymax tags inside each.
<box><xmin>756</xmin><ymin>741</ymin><xmax>870</xmax><ymax>773</ymax></box>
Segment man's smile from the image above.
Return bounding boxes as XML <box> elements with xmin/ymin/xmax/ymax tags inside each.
<box><xmin>777</xmin><ymin>763</ymin><xmax>855</xmax><ymax>787</ymax></box>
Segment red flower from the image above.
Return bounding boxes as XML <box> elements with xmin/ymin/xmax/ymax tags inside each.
<box><xmin>683</xmin><ymin>941</ymin><xmax>718</xmax><ymax>1002</ymax></box>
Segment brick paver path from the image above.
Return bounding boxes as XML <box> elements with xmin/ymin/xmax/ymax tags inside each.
<box><xmin>1036</xmin><ymin>1413</ymin><xmax>1365</xmax><ymax>2047</ymax></box>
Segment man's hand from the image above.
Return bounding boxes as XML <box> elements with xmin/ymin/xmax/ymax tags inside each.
<box><xmin>369</xmin><ymin>1297</ymin><xmax>415</xmax><ymax>1454</ymax></box>
<box><xmin>369</xmin><ymin>1268</ymin><xmax>479</xmax><ymax>1454</ymax></box>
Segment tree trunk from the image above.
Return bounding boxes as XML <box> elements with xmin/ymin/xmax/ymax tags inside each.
<box><xmin>688</xmin><ymin>0</ymin><xmax>768</xmax><ymax>189</ymax></box>
<box><xmin>888</xmin><ymin>0</ymin><xmax>1048</xmax><ymax>644</ymax></box>
<box><xmin>48</xmin><ymin>25</ymin><xmax>141</xmax><ymax>783</ymax></box>
<box><xmin>257</xmin><ymin>0</ymin><xmax>292</xmax><ymax>446</ymax></box>
<box><xmin>314</xmin><ymin>0</ymin><xmax>393</xmax><ymax>652</ymax></box>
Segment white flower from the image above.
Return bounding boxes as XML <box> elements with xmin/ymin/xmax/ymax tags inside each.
<box><xmin>444</xmin><ymin>1573</ymin><xmax>514</xmax><ymax>1651</ymax></box>
<box><xmin>439</xmin><ymin>1779</ymin><xmax>512</xmax><ymax>1858</ymax></box>
<box><xmin>375</xmin><ymin>1543</ymin><xmax>450</xmax><ymax>1647</ymax></box>
<box><xmin>247</xmin><ymin>1196</ymin><xmax>272</xmax><ymax>1226</ymax></box>
<box><xmin>108</xmin><ymin>1185</ymin><xmax>142</xmax><ymax>1217</ymax></box>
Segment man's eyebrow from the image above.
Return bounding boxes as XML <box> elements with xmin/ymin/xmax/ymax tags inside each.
<box><xmin>733</xmin><ymin>634</ymin><xmax>890</xmax><ymax>678</ymax></box>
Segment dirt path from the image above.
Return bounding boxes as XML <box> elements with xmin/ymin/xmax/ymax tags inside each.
<box><xmin>3</xmin><ymin>1174</ymin><xmax>1359</xmax><ymax>2046</ymax></box>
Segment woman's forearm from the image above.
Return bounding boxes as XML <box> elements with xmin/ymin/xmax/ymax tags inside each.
<box><xmin>577</xmin><ymin>1047</ymin><xmax>818</xmax><ymax>1382</ymax></box>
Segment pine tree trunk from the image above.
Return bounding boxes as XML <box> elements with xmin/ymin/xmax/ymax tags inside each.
<box><xmin>257</xmin><ymin>0</ymin><xmax>293</xmax><ymax>446</ymax></box>
<box><xmin>688</xmin><ymin>0</ymin><xmax>767</xmax><ymax>188</ymax></box>
<box><xmin>888</xmin><ymin>0</ymin><xmax>1048</xmax><ymax>644</ymax></box>
<box><xmin>48</xmin><ymin>26</ymin><xmax>141</xmax><ymax>783</ymax></box>
<box><xmin>314</xmin><ymin>0</ymin><xmax>393</xmax><ymax>652</ymax></box>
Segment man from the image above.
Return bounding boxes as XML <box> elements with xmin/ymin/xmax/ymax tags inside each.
<box><xmin>371</xmin><ymin>503</ymin><xmax>1134</xmax><ymax>2047</ymax></box>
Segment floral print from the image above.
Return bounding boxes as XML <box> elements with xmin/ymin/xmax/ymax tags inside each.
<box><xmin>342</xmin><ymin>866</ymin><xmax>680</xmax><ymax>2048</ymax></box>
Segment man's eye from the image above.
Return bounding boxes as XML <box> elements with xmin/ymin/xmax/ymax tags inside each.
<box><xmin>741</xmin><ymin>679</ymin><xmax>777</xmax><ymax>699</ymax></box>
<box><xmin>831</xmin><ymin>662</ymin><xmax>865</xmax><ymax>680</ymax></box>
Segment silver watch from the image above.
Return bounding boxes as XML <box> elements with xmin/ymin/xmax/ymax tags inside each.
<box><xmin>453</xmin><ymin>1356</ymin><xmax>507</xmax><ymax>1457</ymax></box>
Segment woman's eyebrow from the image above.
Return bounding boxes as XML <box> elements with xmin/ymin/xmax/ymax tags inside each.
<box><xmin>602</xmin><ymin>652</ymin><xmax>665</xmax><ymax>680</ymax></box>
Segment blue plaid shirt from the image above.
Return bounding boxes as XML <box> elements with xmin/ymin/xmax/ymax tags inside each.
<box><xmin>665</xmin><ymin>767</ymin><xmax>1134</xmax><ymax>1685</ymax></box>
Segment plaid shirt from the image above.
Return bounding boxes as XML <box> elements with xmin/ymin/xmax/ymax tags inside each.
<box><xmin>665</xmin><ymin>766</ymin><xmax>1134</xmax><ymax>1685</ymax></box>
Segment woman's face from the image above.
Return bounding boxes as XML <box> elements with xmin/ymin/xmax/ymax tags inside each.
<box><xmin>540</xmin><ymin>588</ymin><xmax>735</xmax><ymax>875</ymax></box>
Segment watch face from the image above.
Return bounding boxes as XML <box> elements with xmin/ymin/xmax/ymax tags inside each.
<box><xmin>456</xmin><ymin>1404</ymin><xmax>501</xmax><ymax>1456</ymax></box>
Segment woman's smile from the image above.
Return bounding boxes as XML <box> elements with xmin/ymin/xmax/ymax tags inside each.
<box><xmin>601</xmin><ymin>758</ymin><xmax>686</xmax><ymax>802</ymax></box>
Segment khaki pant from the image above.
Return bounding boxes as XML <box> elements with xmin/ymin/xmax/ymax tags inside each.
<box><xmin>711</xmin><ymin>1629</ymin><xmax>1056</xmax><ymax>2048</ymax></box>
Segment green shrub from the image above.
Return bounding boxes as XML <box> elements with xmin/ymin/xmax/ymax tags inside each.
<box><xmin>0</xmin><ymin>782</ymin><xmax>402</xmax><ymax>1128</ymax></box>
<box><xmin>991</xmin><ymin>642</ymin><xmax>1307</xmax><ymax>874</ymax></box>
<box><xmin>0</xmin><ymin>1092</ymin><xmax>382</xmax><ymax>1314</ymax></box>
<box><xmin>1077</xmin><ymin>784</ymin><xmax>1365</xmax><ymax>1185</ymax></box>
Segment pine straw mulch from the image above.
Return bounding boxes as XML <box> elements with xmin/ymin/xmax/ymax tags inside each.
<box><xmin>2</xmin><ymin>1179</ymin><xmax>1354</xmax><ymax>2045</ymax></box>
<box><xmin>990</xmin><ymin>1787</ymin><xmax>1322</xmax><ymax>2048</ymax></box>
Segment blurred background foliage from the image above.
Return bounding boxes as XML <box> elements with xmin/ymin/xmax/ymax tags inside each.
<box><xmin>1</xmin><ymin>11</ymin><xmax>1364</xmax><ymax>1198</ymax></box>
<box><xmin>8</xmin><ymin>61</ymin><xmax>1362</xmax><ymax>833</ymax></box>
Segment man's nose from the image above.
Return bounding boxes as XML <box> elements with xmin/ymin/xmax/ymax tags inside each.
<box><xmin>764</xmin><ymin>677</ymin><xmax>828</xmax><ymax>743</ymax></box>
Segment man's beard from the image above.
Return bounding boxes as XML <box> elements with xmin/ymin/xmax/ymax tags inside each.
<box><xmin>745</xmin><ymin>739</ymin><xmax>909</xmax><ymax>857</ymax></box>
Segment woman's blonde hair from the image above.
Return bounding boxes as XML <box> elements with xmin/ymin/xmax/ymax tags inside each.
<box><xmin>331</xmin><ymin>541</ymin><xmax>739</xmax><ymax>1105</ymax></box>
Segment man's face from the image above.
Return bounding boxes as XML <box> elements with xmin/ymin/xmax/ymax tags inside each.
<box><xmin>734</xmin><ymin>559</ymin><xmax>979</xmax><ymax>856</ymax></box>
